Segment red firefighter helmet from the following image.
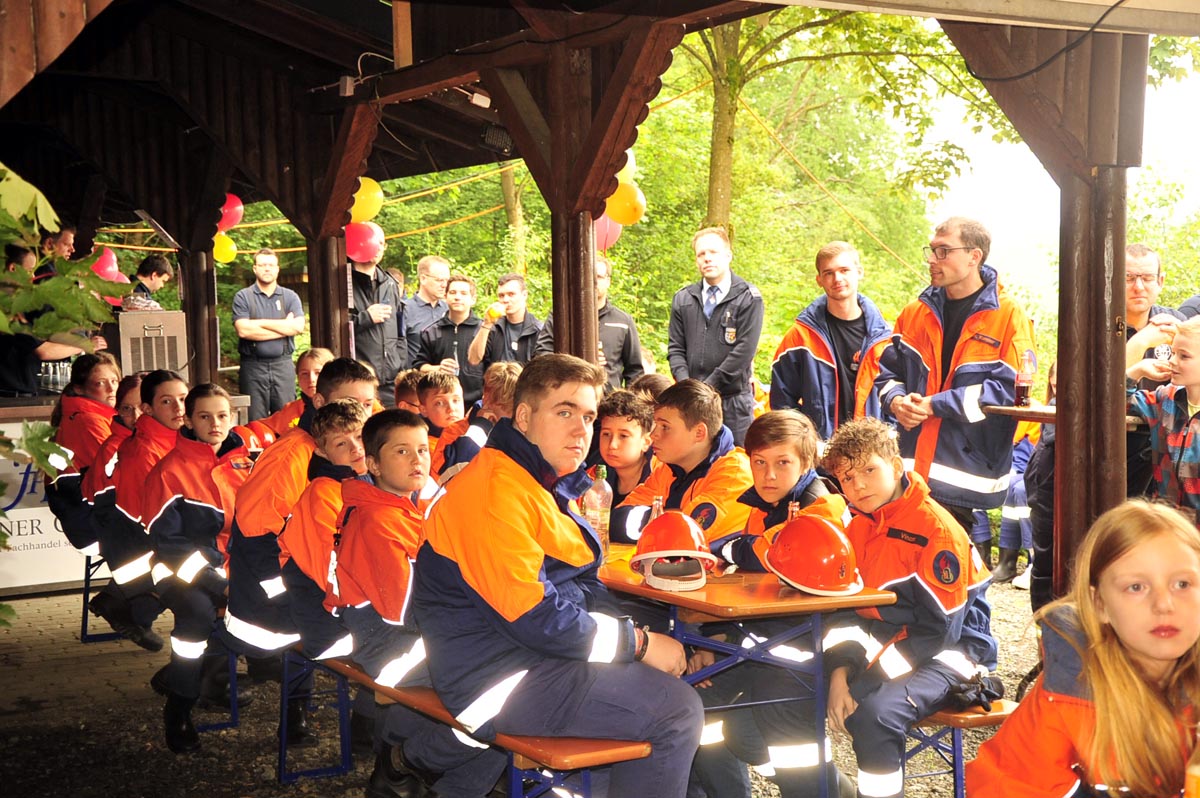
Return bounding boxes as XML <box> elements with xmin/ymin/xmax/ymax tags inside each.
<box><xmin>630</xmin><ymin>511</ymin><xmax>719</xmax><ymax>592</ymax></box>
<box><xmin>232</xmin><ymin>425</ymin><xmax>262</xmax><ymax>451</ymax></box>
<box><xmin>246</xmin><ymin>421</ymin><xmax>277</xmax><ymax>448</ymax></box>
<box><xmin>764</xmin><ymin>515</ymin><xmax>863</xmax><ymax>596</ymax></box>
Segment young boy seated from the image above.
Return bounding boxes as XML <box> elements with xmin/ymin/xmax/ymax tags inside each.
<box><xmin>144</xmin><ymin>384</ymin><xmax>253</xmax><ymax>753</ymax></box>
<box><xmin>392</xmin><ymin>368</ymin><xmax>423</xmax><ymax>414</ymax></box>
<box><xmin>820</xmin><ymin>417</ymin><xmax>996</xmax><ymax>798</ymax></box>
<box><xmin>596</xmin><ymin>389</ymin><xmax>655</xmax><ymax>506</ymax></box>
<box><xmin>713</xmin><ymin>409</ymin><xmax>847</xmax><ymax>572</ymax></box>
<box><xmin>431</xmin><ymin>361</ymin><xmax>521</xmax><ymax>479</ymax></box>
<box><xmin>325</xmin><ymin>409</ymin><xmax>489</xmax><ymax>796</ymax></box>
<box><xmin>689</xmin><ymin>410</ymin><xmax>850</xmax><ymax>798</ymax></box>
<box><xmin>278</xmin><ymin>399</ymin><xmax>370</xmax><ymax>658</ymax></box>
<box><xmin>416</xmin><ymin>370</ymin><xmax>465</xmax><ymax>455</ymax></box>
<box><xmin>227</xmin><ymin>359</ymin><xmax>376</xmax><ymax>667</ymax></box>
<box><xmin>276</xmin><ymin>398</ymin><xmax>370</xmax><ymax>745</ymax></box>
<box><xmin>612</xmin><ymin>379</ymin><xmax>753</xmax><ymax>545</ymax></box>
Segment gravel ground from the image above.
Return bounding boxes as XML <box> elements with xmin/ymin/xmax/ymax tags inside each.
<box><xmin>0</xmin><ymin>568</ymin><xmax>1039</xmax><ymax>798</ymax></box>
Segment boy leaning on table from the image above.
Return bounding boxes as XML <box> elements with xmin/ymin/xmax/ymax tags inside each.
<box><xmin>688</xmin><ymin>409</ymin><xmax>855</xmax><ymax>798</ymax></box>
<box><xmin>611</xmin><ymin>379</ymin><xmax>754</xmax><ymax>545</ymax></box>
<box><xmin>411</xmin><ymin>354</ymin><xmax>703</xmax><ymax>798</ymax></box>
<box><xmin>820</xmin><ymin>417</ymin><xmax>998</xmax><ymax>798</ymax></box>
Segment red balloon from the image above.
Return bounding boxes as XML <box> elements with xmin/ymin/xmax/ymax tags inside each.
<box><xmin>103</xmin><ymin>294</ymin><xmax>123</xmax><ymax>307</ymax></box>
<box><xmin>218</xmin><ymin>193</ymin><xmax>244</xmax><ymax>232</ymax></box>
<box><xmin>90</xmin><ymin>247</ymin><xmax>120</xmax><ymax>281</ymax></box>
<box><xmin>345</xmin><ymin>221</ymin><xmax>386</xmax><ymax>263</ymax></box>
<box><xmin>594</xmin><ymin>214</ymin><xmax>623</xmax><ymax>251</ymax></box>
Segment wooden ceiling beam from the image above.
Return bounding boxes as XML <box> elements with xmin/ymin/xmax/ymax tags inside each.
<box><xmin>479</xmin><ymin>66</ymin><xmax>553</xmax><ymax>201</ymax></box>
<box><xmin>569</xmin><ymin>21</ymin><xmax>684</xmax><ymax>213</ymax></box>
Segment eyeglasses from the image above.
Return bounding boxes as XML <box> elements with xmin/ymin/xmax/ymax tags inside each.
<box><xmin>1125</xmin><ymin>273</ymin><xmax>1160</xmax><ymax>286</ymax></box>
<box><xmin>923</xmin><ymin>245</ymin><xmax>973</xmax><ymax>261</ymax></box>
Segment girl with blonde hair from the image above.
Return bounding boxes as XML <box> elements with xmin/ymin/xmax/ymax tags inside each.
<box><xmin>968</xmin><ymin>499</ymin><xmax>1200</xmax><ymax>796</ymax></box>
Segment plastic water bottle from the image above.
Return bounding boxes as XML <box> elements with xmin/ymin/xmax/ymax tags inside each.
<box><xmin>584</xmin><ymin>465</ymin><xmax>613</xmax><ymax>560</ymax></box>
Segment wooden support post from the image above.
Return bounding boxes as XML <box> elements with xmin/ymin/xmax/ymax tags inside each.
<box><xmin>306</xmin><ymin>236</ymin><xmax>351</xmax><ymax>356</ymax></box>
<box><xmin>549</xmin><ymin>210</ymin><xmax>597</xmax><ymax>360</ymax></box>
<box><xmin>180</xmin><ymin>249</ymin><xmax>218</xmax><ymax>384</ymax></box>
<box><xmin>1053</xmin><ymin>168</ymin><xmax>1127</xmax><ymax>597</ymax></box>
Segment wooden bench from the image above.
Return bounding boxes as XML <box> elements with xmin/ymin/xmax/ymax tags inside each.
<box><xmin>305</xmin><ymin>656</ymin><xmax>651</xmax><ymax>797</ymax></box>
<box><xmin>905</xmin><ymin>699</ymin><xmax>1018</xmax><ymax>798</ymax></box>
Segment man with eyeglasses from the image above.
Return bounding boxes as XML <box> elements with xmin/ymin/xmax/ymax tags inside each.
<box><xmin>1121</xmin><ymin>243</ymin><xmax>1184</xmax><ymax>497</ymax></box>
<box><xmin>405</xmin><ymin>255</ymin><xmax>451</xmax><ymax>364</ymax></box>
<box><xmin>876</xmin><ymin>216</ymin><xmax>1036</xmax><ymax>572</ymax></box>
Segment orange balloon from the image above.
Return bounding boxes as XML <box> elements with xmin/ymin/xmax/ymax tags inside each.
<box><xmin>605</xmin><ymin>182</ymin><xmax>646</xmax><ymax>226</ymax></box>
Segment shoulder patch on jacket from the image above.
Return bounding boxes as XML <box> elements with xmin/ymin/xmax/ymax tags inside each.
<box><xmin>748</xmin><ymin>285</ymin><xmax>763</xmax><ymax>299</ymax></box>
<box><xmin>887</xmin><ymin>527</ymin><xmax>929</xmax><ymax>547</ymax></box>
<box><xmin>932</xmin><ymin>549</ymin><xmax>961</xmax><ymax>585</ymax></box>
<box><xmin>970</xmin><ymin>332</ymin><xmax>1001</xmax><ymax>348</ymax></box>
<box><xmin>691</xmin><ymin>502</ymin><xmax>718</xmax><ymax>530</ymax></box>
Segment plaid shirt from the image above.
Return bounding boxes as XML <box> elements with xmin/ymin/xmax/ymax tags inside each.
<box><xmin>1128</xmin><ymin>383</ymin><xmax>1200</xmax><ymax>519</ymax></box>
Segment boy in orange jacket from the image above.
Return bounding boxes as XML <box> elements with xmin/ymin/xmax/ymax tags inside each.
<box><xmin>613</xmin><ymin>379</ymin><xmax>753</xmax><ymax>545</ymax></box>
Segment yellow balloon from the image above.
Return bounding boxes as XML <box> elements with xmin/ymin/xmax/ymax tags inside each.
<box><xmin>350</xmin><ymin>176</ymin><xmax>384</xmax><ymax>223</ymax></box>
<box><xmin>605</xmin><ymin>182</ymin><xmax>646</xmax><ymax>226</ymax></box>
<box><xmin>212</xmin><ymin>233</ymin><xmax>237</xmax><ymax>264</ymax></box>
<box><xmin>616</xmin><ymin>149</ymin><xmax>637</xmax><ymax>184</ymax></box>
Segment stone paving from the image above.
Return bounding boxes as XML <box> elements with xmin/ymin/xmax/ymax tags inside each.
<box><xmin>0</xmin><ymin>591</ymin><xmax>170</xmax><ymax>722</ymax></box>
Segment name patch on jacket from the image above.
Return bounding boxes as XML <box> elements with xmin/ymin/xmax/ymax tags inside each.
<box><xmin>933</xmin><ymin>550</ymin><xmax>961</xmax><ymax>585</ymax></box>
<box><xmin>887</xmin><ymin>528</ymin><xmax>928</xmax><ymax>547</ymax></box>
<box><xmin>970</xmin><ymin>332</ymin><xmax>1000</xmax><ymax>348</ymax></box>
<box><xmin>691</xmin><ymin>502</ymin><xmax>718</xmax><ymax>530</ymax></box>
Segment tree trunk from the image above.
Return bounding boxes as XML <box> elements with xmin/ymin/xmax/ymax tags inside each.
<box><xmin>501</xmin><ymin>166</ymin><xmax>527</xmax><ymax>274</ymax></box>
<box><xmin>704</xmin><ymin>22</ymin><xmax>741</xmax><ymax>233</ymax></box>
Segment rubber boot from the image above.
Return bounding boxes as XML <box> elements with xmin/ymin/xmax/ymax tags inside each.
<box><xmin>164</xmin><ymin>693</ymin><xmax>200</xmax><ymax>754</ymax></box>
<box><xmin>974</xmin><ymin>539</ymin><xmax>993</xmax><ymax>571</ymax></box>
<box><xmin>198</xmin><ymin>655</ymin><xmax>254</xmax><ymax>710</ymax></box>
<box><xmin>282</xmin><ymin>699</ymin><xmax>318</xmax><ymax>748</ymax></box>
<box><xmin>991</xmin><ymin>547</ymin><xmax>1019</xmax><ymax>583</ymax></box>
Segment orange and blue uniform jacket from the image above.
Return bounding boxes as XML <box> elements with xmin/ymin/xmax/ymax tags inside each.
<box><xmin>226</xmin><ymin>405</ymin><xmax>317</xmax><ymax>652</ymax></box>
<box><xmin>83</xmin><ymin>421</ymin><xmax>132</xmax><ymax>510</ymax></box>
<box><xmin>143</xmin><ymin>429</ymin><xmax>253</xmax><ymax>598</ymax></box>
<box><xmin>277</xmin><ymin>454</ymin><xmax>365</xmax><ymax>658</ymax></box>
<box><xmin>967</xmin><ymin>605</ymin><xmax>1194</xmax><ymax>797</ymax></box>
<box><xmin>102</xmin><ymin>415</ymin><xmax>180</xmax><ymax>586</ymax></box>
<box><xmin>46</xmin><ymin>394</ymin><xmax>116</xmax><ymax>551</ymax></box>
<box><xmin>769</xmin><ymin>294</ymin><xmax>891</xmax><ymax>439</ymax></box>
<box><xmin>430</xmin><ymin>404</ymin><xmax>494</xmax><ymax>477</ymax></box>
<box><xmin>612</xmin><ymin>425</ymin><xmax>753</xmax><ymax>545</ymax></box>
<box><xmin>412</xmin><ymin>418</ymin><xmax>636</xmax><ymax>742</ymax></box>
<box><xmin>325</xmin><ymin>477</ymin><xmax>430</xmax><ymax>623</ymax></box>
<box><xmin>826</xmin><ymin>471</ymin><xmax>997</xmax><ymax>698</ymax></box>
<box><xmin>875</xmin><ymin>264</ymin><xmax>1036</xmax><ymax>510</ymax></box>
<box><xmin>716</xmin><ymin>470</ymin><xmax>849</xmax><ymax>570</ymax></box>
<box><xmin>1127</xmin><ymin>383</ymin><xmax>1200</xmax><ymax>517</ymax></box>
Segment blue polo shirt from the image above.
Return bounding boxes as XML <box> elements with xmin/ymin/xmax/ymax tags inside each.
<box><xmin>232</xmin><ymin>282</ymin><xmax>305</xmax><ymax>359</ymax></box>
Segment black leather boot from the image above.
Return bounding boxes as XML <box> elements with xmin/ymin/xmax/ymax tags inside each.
<box><xmin>281</xmin><ymin>699</ymin><xmax>318</xmax><ymax>747</ymax></box>
<box><xmin>163</xmin><ymin>693</ymin><xmax>200</xmax><ymax>754</ymax></box>
<box><xmin>197</xmin><ymin>656</ymin><xmax>254</xmax><ymax>710</ymax></box>
<box><xmin>991</xmin><ymin>547</ymin><xmax>1019</xmax><ymax>583</ymax></box>
<box><xmin>366</xmin><ymin>743</ymin><xmax>431</xmax><ymax>798</ymax></box>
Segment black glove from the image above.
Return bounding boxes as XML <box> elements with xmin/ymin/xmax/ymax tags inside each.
<box><xmin>944</xmin><ymin>673</ymin><xmax>1005</xmax><ymax>712</ymax></box>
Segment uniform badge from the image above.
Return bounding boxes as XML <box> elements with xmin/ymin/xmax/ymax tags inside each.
<box><xmin>1155</xmin><ymin>343</ymin><xmax>1173</xmax><ymax>361</ymax></box>
<box><xmin>724</xmin><ymin>327</ymin><xmax>736</xmax><ymax>344</ymax></box>
<box><xmin>691</xmin><ymin>502</ymin><xmax>718</xmax><ymax>530</ymax></box>
<box><xmin>934</xmin><ymin>550</ymin><xmax>960</xmax><ymax>585</ymax></box>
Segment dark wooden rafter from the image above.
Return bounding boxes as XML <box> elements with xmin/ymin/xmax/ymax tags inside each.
<box><xmin>0</xmin><ymin>0</ymin><xmax>117</xmax><ymax>108</ymax></box>
<box><xmin>479</xmin><ymin>67</ymin><xmax>553</xmax><ymax>197</ymax></box>
<box><xmin>314</xmin><ymin>103</ymin><xmax>382</xmax><ymax>239</ymax></box>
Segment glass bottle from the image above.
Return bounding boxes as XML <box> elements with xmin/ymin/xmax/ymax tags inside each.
<box><xmin>650</xmin><ymin>495</ymin><xmax>664</xmax><ymax>521</ymax></box>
